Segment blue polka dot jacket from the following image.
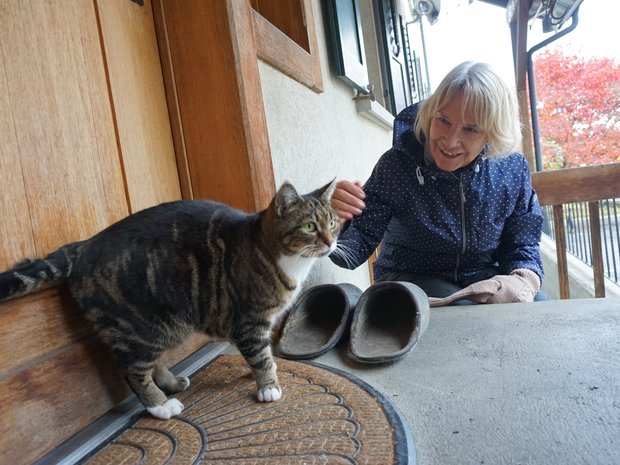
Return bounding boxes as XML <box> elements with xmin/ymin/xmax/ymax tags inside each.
<box><xmin>331</xmin><ymin>103</ymin><xmax>544</xmax><ymax>284</ymax></box>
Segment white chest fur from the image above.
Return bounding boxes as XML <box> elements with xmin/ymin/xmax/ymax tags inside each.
<box><xmin>277</xmin><ymin>254</ymin><xmax>317</xmax><ymax>288</ymax></box>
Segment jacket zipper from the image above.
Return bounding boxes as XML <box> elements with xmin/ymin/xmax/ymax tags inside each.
<box><xmin>454</xmin><ymin>178</ymin><xmax>467</xmax><ymax>282</ymax></box>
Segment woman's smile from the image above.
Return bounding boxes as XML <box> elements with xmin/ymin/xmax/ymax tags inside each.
<box><xmin>429</xmin><ymin>93</ymin><xmax>487</xmax><ymax>171</ymax></box>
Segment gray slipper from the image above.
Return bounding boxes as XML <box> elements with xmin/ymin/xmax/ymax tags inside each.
<box><xmin>349</xmin><ymin>281</ymin><xmax>430</xmax><ymax>364</ymax></box>
<box><xmin>277</xmin><ymin>283</ymin><xmax>363</xmax><ymax>360</ymax></box>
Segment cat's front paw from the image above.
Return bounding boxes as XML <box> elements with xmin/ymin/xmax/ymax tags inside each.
<box><xmin>176</xmin><ymin>376</ymin><xmax>191</xmax><ymax>392</ymax></box>
<box><xmin>146</xmin><ymin>398</ymin><xmax>184</xmax><ymax>420</ymax></box>
<box><xmin>257</xmin><ymin>386</ymin><xmax>282</xmax><ymax>402</ymax></box>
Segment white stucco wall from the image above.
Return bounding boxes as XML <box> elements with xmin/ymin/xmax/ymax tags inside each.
<box><xmin>257</xmin><ymin>0</ymin><xmax>393</xmax><ymax>291</ymax></box>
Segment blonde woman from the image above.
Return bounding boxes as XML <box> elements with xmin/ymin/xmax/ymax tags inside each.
<box><xmin>331</xmin><ymin>61</ymin><xmax>545</xmax><ymax>303</ymax></box>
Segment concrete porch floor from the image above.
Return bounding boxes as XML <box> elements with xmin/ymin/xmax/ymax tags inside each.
<box><xmin>244</xmin><ymin>297</ymin><xmax>620</xmax><ymax>465</ymax></box>
<box><xmin>39</xmin><ymin>297</ymin><xmax>619</xmax><ymax>465</ymax></box>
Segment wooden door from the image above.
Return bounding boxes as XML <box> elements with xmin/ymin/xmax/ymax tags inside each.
<box><xmin>0</xmin><ymin>1</ymin><xmax>185</xmax><ymax>463</ymax></box>
<box><xmin>0</xmin><ymin>0</ymin><xmax>129</xmax><ymax>269</ymax></box>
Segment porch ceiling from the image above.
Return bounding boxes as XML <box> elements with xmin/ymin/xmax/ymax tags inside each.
<box><xmin>480</xmin><ymin>0</ymin><xmax>584</xmax><ymax>31</ymax></box>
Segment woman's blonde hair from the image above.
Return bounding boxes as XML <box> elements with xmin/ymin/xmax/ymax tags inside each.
<box><xmin>414</xmin><ymin>61</ymin><xmax>522</xmax><ymax>157</ymax></box>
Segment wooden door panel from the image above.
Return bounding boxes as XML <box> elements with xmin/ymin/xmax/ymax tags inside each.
<box><xmin>97</xmin><ymin>0</ymin><xmax>181</xmax><ymax>212</ymax></box>
<box><xmin>0</xmin><ymin>288</ymin><xmax>86</xmax><ymax>374</ymax></box>
<box><xmin>154</xmin><ymin>0</ymin><xmax>275</xmax><ymax>211</ymax></box>
<box><xmin>0</xmin><ymin>286</ymin><xmax>211</xmax><ymax>465</ymax></box>
<box><xmin>0</xmin><ymin>0</ymin><xmax>128</xmax><ymax>269</ymax></box>
<box><xmin>0</xmin><ymin>57</ymin><xmax>35</xmax><ymax>267</ymax></box>
<box><xmin>0</xmin><ymin>3</ymin><xmax>206</xmax><ymax>462</ymax></box>
<box><xmin>0</xmin><ymin>337</ymin><xmax>130</xmax><ymax>465</ymax></box>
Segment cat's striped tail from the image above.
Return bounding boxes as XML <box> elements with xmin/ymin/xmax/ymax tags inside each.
<box><xmin>0</xmin><ymin>242</ymin><xmax>82</xmax><ymax>302</ymax></box>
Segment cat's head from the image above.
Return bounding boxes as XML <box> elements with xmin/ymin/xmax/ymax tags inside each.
<box><xmin>271</xmin><ymin>180</ymin><xmax>340</xmax><ymax>258</ymax></box>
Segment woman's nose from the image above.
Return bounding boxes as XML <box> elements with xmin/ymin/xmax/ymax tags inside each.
<box><xmin>444</xmin><ymin>127</ymin><xmax>460</xmax><ymax>147</ymax></box>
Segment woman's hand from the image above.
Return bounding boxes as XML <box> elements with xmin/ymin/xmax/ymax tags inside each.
<box><xmin>331</xmin><ymin>180</ymin><xmax>366</xmax><ymax>221</ymax></box>
<box><xmin>428</xmin><ymin>269</ymin><xmax>540</xmax><ymax>306</ymax></box>
<box><xmin>486</xmin><ymin>269</ymin><xmax>540</xmax><ymax>303</ymax></box>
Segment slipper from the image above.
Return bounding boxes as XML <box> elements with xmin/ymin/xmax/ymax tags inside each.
<box><xmin>276</xmin><ymin>283</ymin><xmax>363</xmax><ymax>360</ymax></box>
<box><xmin>349</xmin><ymin>281</ymin><xmax>430</xmax><ymax>364</ymax></box>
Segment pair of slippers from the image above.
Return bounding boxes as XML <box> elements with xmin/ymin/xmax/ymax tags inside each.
<box><xmin>276</xmin><ymin>281</ymin><xmax>430</xmax><ymax>363</ymax></box>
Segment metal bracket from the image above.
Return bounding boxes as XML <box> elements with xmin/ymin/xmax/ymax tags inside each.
<box><xmin>353</xmin><ymin>84</ymin><xmax>376</xmax><ymax>102</ymax></box>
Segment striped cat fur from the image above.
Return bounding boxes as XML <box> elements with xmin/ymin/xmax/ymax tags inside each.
<box><xmin>0</xmin><ymin>180</ymin><xmax>339</xmax><ymax>419</ymax></box>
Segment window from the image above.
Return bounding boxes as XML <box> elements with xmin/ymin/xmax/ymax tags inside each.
<box><xmin>251</xmin><ymin>0</ymin><xmax>323</xmax><ymax>92</ymax></box>
<box><xmin>325</xmin><ymin>0</ymin><xmax>430</xmax><ymax>116</ymax></box>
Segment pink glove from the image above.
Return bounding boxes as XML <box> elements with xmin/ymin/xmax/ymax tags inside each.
<box><xmin>428</xmin><ymin>269</ymin><xmax>540</xmax><ymax>307</ymax></box>
<box><xmin>486</xmin><ymin>269</ymin><xmax>540</xmax><ymax>304</ymax></box>
<box><xmin>428</xmin><ymin>279</ymin><xmax>502</xmax><ymax>307</ymax></box>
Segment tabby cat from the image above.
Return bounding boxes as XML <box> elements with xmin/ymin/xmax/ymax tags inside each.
<box><xmin>0</xmin><ymin>180</ymin><xmax>339</xmax><ymax>419</ymax></box>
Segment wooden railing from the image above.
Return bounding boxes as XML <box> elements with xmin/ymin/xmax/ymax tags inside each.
<box><xmin>532</xmin><ymin>163</ymin><xmax>620</xmax><ymax>299</ymax></box>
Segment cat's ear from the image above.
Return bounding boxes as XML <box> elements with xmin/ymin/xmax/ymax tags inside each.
<box><xmin>313</xmin><ymin>178</ymin><xmax>337</xmax><ymax>203</ymax></box>
<box><xmin>275</xmin><ymin>181</ymin><xmax>302</xmax><ymax>216</ymax></box>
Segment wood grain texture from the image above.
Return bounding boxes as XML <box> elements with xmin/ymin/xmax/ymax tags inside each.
<box><xmin>532</xmin><ymin>163</ymin><xmax>620</xmax><ymax>206</ymax></box>
<box><xmin>0</xmin><ymin>46</ymin><xmax>35</xmax><ymax>267</ymax></box>
<box><xmin>0</xmin><ymin>288</ymin><xmax>85</xmax><ymax>374</ymax></box>
<box><xmin>552</xmin><ymin>205</ymin><xmax>570</xmax><ymax>299</ymax></box>
<box><xmin>253</xmin><ymin>2</ymin><xmax>324</xmax><ymax>93</ymax></box>
<box><xmin>0</xmin><ymin>0</ymin><xmax>128</xmax><ymax>269</ymax></box>
<box><xmin>517</xmin><ymin>89</ymin><xmax>535</xmax><ymax>169</ymax></box>
<box><xmin>588</xmin><ymin>201</ymin><xmax>605</xmax><ymax>298</ymax></box>
<box><xmin>300</xmin><ymin>0</ymin><xmax>323</xmax><ymax>93</ymax></box>
<box><xmin>252</xmin><ymin>0</ymin><xmax>309</xmax><ymax>51</ymax></box>
<box><xmin>0</xmin><ymin>338</ymin><xmax>129</xmax><ymax>465</ymax></box>
<box><xmin>227</xmin><ymin>0</ymin><xmax>276</xmax><ymax>210</ymax></box>
<box><xmin>533</xmin><ymin>164</ymin><xmax>619</xmax><ymax>299</ymax></box>
<box><xmin>152</xmin><ymin>0</ymin><xmax>194</xmax><ymax>200</ymax></box>
<box><xmin>0</xmin><ymin>1</ymin><xmax>214</xmax><ymax>461</ymax></box>
<box><xmin>96</xmin><ymin>0</ymin><xmax>181</xmax><ymax>213</ymax></box>
<box><xmin>154</xmin><ymin>0</ymin><xmax>275</xmax><ymax>211</ymax></box>
<box><xmin>0</xmin><ymin>287</ymin><xmax>211</xmax><ymax>464</ymax></box>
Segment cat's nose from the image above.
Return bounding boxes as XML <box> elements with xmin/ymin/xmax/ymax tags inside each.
<box><xmin>322</xmin><ymin>234</ymin><xmax>333</xmax><ymax>248</ymax></box>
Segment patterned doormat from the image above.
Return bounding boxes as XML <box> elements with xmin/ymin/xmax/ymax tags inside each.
<box><xmin>79</xmin><ymin>355</ymin><xmax>414</xmax><ymax>465</ymax></box>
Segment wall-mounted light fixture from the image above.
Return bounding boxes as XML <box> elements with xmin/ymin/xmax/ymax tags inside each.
<box><xmin>409</xmin><ymin>0</ymin><xmax>441</xmax><ymax>25</ymax></box>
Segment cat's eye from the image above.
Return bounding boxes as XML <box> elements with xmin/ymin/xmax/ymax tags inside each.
<box><xmin>330</xmin><ymin>219</ymin><xmax>338</xmax><ymax>229</ymax></box>
<box><xmin>303</xmin><ymin>222</ymin><xmax>317</xmax><ymax>233</ymax></box>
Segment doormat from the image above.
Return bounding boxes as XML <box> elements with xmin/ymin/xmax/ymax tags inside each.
<box><xmin>80</xmin><ymin>354</ymin><xmax>414</xmax><ymax>465</ymax></box>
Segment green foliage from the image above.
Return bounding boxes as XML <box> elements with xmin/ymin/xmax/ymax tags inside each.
<box><xmin>533</xmin><ymin>49</ymin><xmax>620</xmax><ymax>170</ymax></box>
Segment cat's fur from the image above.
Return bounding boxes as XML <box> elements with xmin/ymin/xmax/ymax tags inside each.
<box><xmin>0</xmin><ymin>180</ymin><xmax>339</xmax><ymax>419</ymax></box>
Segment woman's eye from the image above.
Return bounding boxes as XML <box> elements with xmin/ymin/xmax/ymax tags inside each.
<box><xmin>303</xmin><ymin>222</ymin><xmax>317</xmax><ymax>233</ymax></box>
<box><xmin>435</xmin><ymin>114</ymin><xmax>449</xmax><ymax>125</ymax></box>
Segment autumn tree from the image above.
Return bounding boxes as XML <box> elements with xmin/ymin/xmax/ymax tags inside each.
<box><xmin>532</xmin><ymin>49</ymin><xmax>620</xmax><ymax>170</ymax></box>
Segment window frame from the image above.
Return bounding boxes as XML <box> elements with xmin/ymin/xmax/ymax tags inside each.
<box><xmin>252</xmin><ymin>0</ymin><xmax>324</xmax><ymax>93</ymax></box>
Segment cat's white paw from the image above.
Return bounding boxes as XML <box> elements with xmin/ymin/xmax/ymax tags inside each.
<box><xmin>146</xmin><ymin>398</ymin><xmax>184</xmax><ymax>420</ymax></box>
<box><xmin>178</xmin><ymin>376</ymin><xmax>190</xmax><ymax>391</ymax></box>
<box><xmin>257</xmin><ymin>386</ymin><xmax>282</xmax><ymax>402</ymax></box>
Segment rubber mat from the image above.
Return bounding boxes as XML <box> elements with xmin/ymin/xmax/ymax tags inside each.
<box><xmin>79</xmin><ymin>354</ymin><xmax>414</xmax><ymax>464</ymax></box>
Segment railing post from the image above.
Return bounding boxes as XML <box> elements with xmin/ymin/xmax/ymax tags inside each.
<box><xmin>552</xmin><ymin>205</ymin><xmax>570</xmax><ymax>299</ymax></box>
<box><xmin>588</xmin><ymin>201</ymin><xmax>605</xmax><ymax>297</ymax></box>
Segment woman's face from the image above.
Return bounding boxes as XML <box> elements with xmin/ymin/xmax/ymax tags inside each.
<box><xmin>428</xmin><ymin>93</ymin><xmax>488</xmax><ymax>172</ymax></box>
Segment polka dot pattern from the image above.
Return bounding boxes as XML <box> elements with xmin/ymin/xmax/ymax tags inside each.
<box><xmin>331</xmin><ymin>103</ymin><xmax>544</xmax><ymax>284</ymax></box>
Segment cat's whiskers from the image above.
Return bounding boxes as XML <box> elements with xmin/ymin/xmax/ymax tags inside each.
<box><xmin>303</xmin><ymin>238</ymin><xmax>337</xmax><ymax>258</ymax></box>
<box><xmin>331</xmin><ymin>243</ymin><xmax>358</xmax><ymax>269</ymax></box>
